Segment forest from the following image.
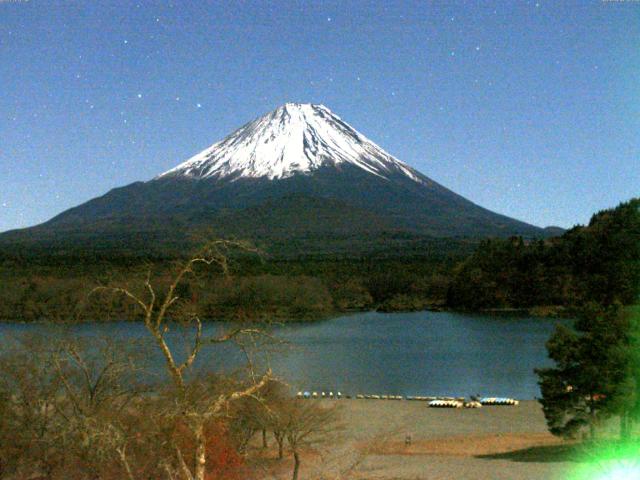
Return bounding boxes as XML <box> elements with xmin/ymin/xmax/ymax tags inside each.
<box><xmin>448</xmin><ymin>197</ymin><xmax>640</xmax><ymax>311</ymax></box>
<box><xmin>0</xmin><ymin>198</ymin><xmax>637</xmax><ymax>323</ymax></box>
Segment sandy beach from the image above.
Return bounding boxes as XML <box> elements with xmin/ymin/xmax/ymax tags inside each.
<box><xmin>254</xmin><ymin>399</ymin><xmax>581</xmax><ymax>480</ymax></box>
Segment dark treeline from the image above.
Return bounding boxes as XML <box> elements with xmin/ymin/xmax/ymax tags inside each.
<box><xmin>448</xmin><ymin>198</ymin><xmax>640</xmax><ymax>312</ymax></box>
<box><xmin>0</xmin><ymin>254</ymin><xmax>460</xmax><ymax>322</ymax></box>
<box><xmin>1</xmin><ymin>198</ymin><xmax>637</xmax><ymax>322</ymax></box>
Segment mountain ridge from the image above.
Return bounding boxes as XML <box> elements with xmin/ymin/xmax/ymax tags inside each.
<box><xmin>0</xmin><ymin>103</ymin><xmax>556</xmax><ymax>256</ymax></box>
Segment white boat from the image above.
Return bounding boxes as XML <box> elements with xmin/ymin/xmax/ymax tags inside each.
<box><xmin>429</xmin><ymin>399</ymin><xmax>463</xmax><ymax>408</ymax></box>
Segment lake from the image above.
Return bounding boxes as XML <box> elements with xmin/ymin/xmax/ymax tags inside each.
<box><xmin>0</xmin><ymin>311</ymin><xmax>566</xmax><ymax>399</ymax></box>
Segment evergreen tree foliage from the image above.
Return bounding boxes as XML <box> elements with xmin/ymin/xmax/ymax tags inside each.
<box><xmin>448</xmin><ymin>198</ymin><xmax>640</xmax><ymax>310</ymax></box>
<box><xmin>536</xmin><ymin>303</ymin><xmax>632</xmax><ymax>439</ymax></box>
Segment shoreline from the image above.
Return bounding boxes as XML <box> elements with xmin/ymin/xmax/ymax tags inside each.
<box><xmin>0</xmin><ymin>304</ymin><xmax>572</xmax><ymax>324</ymax></box>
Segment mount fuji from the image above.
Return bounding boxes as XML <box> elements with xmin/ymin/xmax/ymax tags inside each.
<box><xmin>1</xmin><ymin>103</ymin><xmax>550</xmax><ymax>255</ymax></box>
<box><xmin>159</xmin><ymin>103</ymin><xmax>423</xmax><ymax>183</ymax></box>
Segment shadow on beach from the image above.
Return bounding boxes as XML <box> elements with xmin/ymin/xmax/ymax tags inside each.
<box><xmin>476</xmin><ymin>444</ymin><xmax>583</xmax><ymax>463</ymax></box>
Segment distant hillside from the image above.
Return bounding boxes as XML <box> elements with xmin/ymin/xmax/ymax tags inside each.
<box><xmin>447</xmin><ymin>198</ymin><xmax>640</xmax><ymax>310</ymax></box>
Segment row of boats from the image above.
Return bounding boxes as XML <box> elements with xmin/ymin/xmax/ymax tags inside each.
<box><xmin>295</xmin><ymin>391</ymin><xmax>519</xmax><ymax>408</ymax></box>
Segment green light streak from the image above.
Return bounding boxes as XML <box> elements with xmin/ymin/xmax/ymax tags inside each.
<box><xmin>567</xmin><ymin>441</ymin><xmax>640</xmax><ymax>480</ymax></box>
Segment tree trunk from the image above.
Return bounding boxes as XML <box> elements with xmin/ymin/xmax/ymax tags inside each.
<box><xmin>262</xmin><ymin>428</ymin><xmax>268</xmax><ymax>448</ymax></box>
<box><xmin>194</xmin><ymin>424</ymin><xmax>206</xmax><ymax>480</ymax></box>
<box><xmin>620</xmin><ymin>411</ymin><xmax>630</xmax><ymax>440</ymax></box>
<box><xmin>589</xmin><ymin>398</ymin><xmax>596</xmax><ymax>440</ymax></box>
<box><xmin>275</xmin><ymin>432</ymin><xmax>284</xmax><ymax>459</ymax></box>
<box><xmin>292</xmin><ymin>451</ymin><xmax>300</xmax><ymax>480</ymax></box>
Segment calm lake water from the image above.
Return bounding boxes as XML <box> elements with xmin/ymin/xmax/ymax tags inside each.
<box><xmin>0</xmin><ymin>311</ymin><xmax>567</xmax><ymax>399</ymax></box>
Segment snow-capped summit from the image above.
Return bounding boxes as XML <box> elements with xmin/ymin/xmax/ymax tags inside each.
<box><xmin>159</xmin><ymin>103</ymin><xmax>422</xmax><ymax>183</ymax></box>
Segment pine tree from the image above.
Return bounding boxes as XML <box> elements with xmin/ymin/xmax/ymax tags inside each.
<box><xmin>536</xmin><ymin>303</ymin><xmax>631</xmax><ymax>439</ymax></box>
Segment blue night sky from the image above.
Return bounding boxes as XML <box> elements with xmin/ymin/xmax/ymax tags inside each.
<box><xmin>1</xmin><ymin>1</ymin><xmax>638</xmax><ymax>233</ymax></box>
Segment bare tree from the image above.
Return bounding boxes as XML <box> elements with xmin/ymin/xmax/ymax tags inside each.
<box><xmin>252</xmin><ymin>380</ymin><xmax>292</xmax><ymax>459</ymax></box>
<box><xmin>0</xmin><ymin>241</ymin><xmax>281</xmax><ymax>480</ymax></box>
<box><xmin>227</xmin><ymin>395</ymin><xmax>263</xmax><ymax>454</ymax></box>
<box><xmin>229</xmin><ymin>378</ymin><xmax>340</xmax><ymax>477</ymax></box>
<box><xmin>284</xmin><ymin>401</ymin><xmax>340</xmax><ymax>480</ymax></box>
<box><xmin>91</xmin><ymin>240</ymin><xmax>273</xmax><ymax>480</ymax></box>
<box><xmin>0</xmin><ymin>332</ymin><xmax>162</xmax><ymax>480</ymax></box>
<box><xmin>0</xmin><ymin>334</ymin><xmax>67</xmax><ymax>479</ymax></box>
<box><xmin>51</xmin><ymin>336</ymin><xmax>155</xmax><ymax>480</ymax></box>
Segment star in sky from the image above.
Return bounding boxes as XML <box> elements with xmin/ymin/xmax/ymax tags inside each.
<box><xmin>0</xmin><ymin>1</ymin><xmax>636</xmax><ymax>233</ymax></box>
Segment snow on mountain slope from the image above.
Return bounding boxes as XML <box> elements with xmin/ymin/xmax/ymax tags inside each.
<box><xmin>158</xmin><ymin>103</ymin><xmax>423</xmax><ymax>183</ymax></box>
